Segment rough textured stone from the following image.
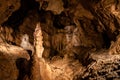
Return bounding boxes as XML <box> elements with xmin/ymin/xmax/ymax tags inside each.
<box><xmin>0</xmin><ymin>0</ymin><xmax>20</xmax><ymax>24</ymax></box>
<box><xmin>0</xmin><ymin>43</ymin><xmax>29</xmax><ymax>80</ymax></box>
<box><xmin>46</xmin><ymin>0</ymin><xmax>64</xmax><ymax>14</ymax></box>
<box><xmin>0</xmin><ymin>0</ymin><xmax>120</xmax><ymax>80</ymax></box>
<box><xmin>81</xmin><ymin>54</ymin><xmax>120</xmax><ymax>80</ymax></box>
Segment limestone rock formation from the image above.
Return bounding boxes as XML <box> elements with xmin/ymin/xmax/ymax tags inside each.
<box><xmin>0</xmin><ymin>0</ymin><xmax>20</xmax><ymax>24</ymax></box>
<box><xmin>0</xmin><ymin>0</ymin><xmax>120</xmax><ymax>80</ymax></box>
<box><xmin>81</xmin><ymin>54</ymin><xmax>120</xmax><ymax>80</ymax></box>
<box><xmin>0</xmin><ymin>43</ymin><xmax>29</xmax><ymax>80</ymax></box>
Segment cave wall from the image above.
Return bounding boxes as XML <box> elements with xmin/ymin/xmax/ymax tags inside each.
<box><xmin>0</xmin><ymin>0</ymin><xmax>20</xmax><ymax>24</ymax></box>
<box><xmin>0</xmin><ymin>0</ymin><xmax>120</xmax><ymax>67</ymax></box>
<box><xmin>1</xmin><ymin>0</ymin><xmax>120</xmax><ymax>80</ymax></box>
<box><xmin>0</xmin><ymin>0</ymin><xmax>120</xmax><ymax>58</ymax></box>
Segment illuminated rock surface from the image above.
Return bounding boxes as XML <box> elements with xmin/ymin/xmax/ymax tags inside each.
<box><xmin>0</xmin><ymin>0</ymin><xmax>120</xmax><ymax>80</ymax></box>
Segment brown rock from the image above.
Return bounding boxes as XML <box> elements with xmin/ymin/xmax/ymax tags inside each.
<box><xmin>0</xmin><ymin>0</ymin><xmax>20</xmax><ymax>24</ymax></box>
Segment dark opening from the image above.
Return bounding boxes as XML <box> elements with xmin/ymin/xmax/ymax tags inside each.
<box><xmin>53</xmin><ymin>12</ymin><xmax>72</xmax><ymax>29</ymax></box>
<box><xmin>2</xmin><ymin>0</ymin><xmax>39</xmax><ymax>28</ymax></box>
<box><xmin>16</xmin><ymin>58</ymin><xmax>30</xmax><ymax>80</ymax></box>
<box><xmin>102</xmin><ymin>32</ymin><xmax>111</xmax><ymax>49</ymax></box>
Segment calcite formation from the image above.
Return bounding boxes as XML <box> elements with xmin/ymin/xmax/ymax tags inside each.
<box><xmin>0</xmin><ymin>0</ymin><xmax>120</xmax><ymax>80</ymax></box>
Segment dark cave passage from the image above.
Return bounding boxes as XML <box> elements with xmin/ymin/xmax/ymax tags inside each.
<box><xmin>2</xmin><ymin>0</ymin><xmax>40</xmax><ymax>28</ymax></box>
<box><xmin>102</xmin><ymin>32</ymin><xmax>111</xmax><ymax>49</ymax></box>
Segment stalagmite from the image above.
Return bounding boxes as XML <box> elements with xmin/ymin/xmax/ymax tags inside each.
<box><xmin>31</xmin><ymin>22</ymin><xmax>52</xmax><ymax>80</ymax></box>
<box><xmin>34</xmin><ymin>23</ymin><xmax>44</xmax><ymax>58</ymax></box>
